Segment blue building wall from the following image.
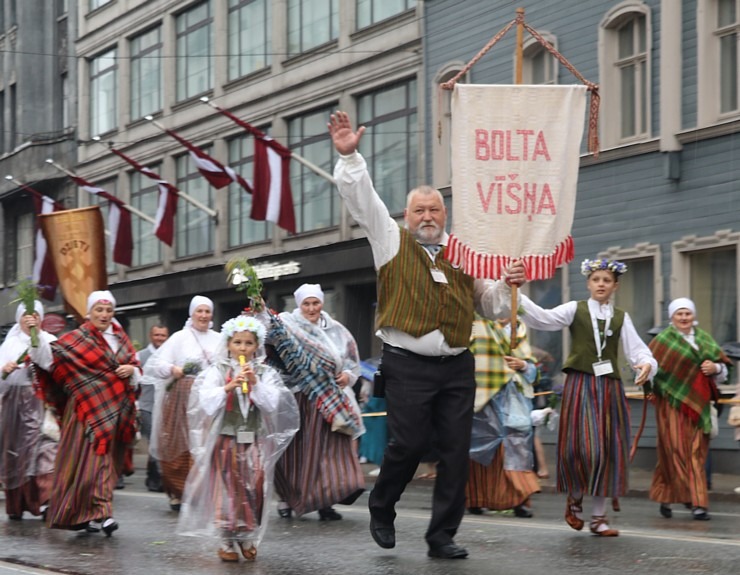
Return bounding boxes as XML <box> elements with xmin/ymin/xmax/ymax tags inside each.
<box><xmin>423</xmin><ymin>0</ymin><xmax>740</xmax><ymax>468</ymax></box>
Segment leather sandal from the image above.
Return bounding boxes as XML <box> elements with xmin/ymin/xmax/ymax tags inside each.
<box><xmin>218</xmin><ymin>546</ymin><xmax>239</xmax><ymax>562</ymax></box>
<box><xmin>589</xmin><ymin>515</ymin><xmax>619</xmax><ymax>537</ymax></box>
<box><xmin>565</xmin><ymin>495</ymin><xmax>584</xmax><ymax>531</ymax></box>
<box><xmin>238</xmin><ymin>542</ymin><xmax>257</xmax><ymax>562</ymax></box>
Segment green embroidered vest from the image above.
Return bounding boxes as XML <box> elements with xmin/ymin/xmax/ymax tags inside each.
<box><xmin>376</xmin><ymin>227</ymin><xmax>475</xmax><ymax>348</ymax></box>
<box><xmin>563</xmin><ymin>301</ymin><xmax>625</xmax><ymax>379</ymax></box>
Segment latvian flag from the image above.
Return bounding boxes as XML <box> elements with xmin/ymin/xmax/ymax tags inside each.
<box><xmin>70</xmin><ymin>175</ymin><xmax>133</xmax><ymax>267</ymax></box>
<box><xmin>252</xmin><ymin>135</ymin><xmax>296</xmax><ymax>234</ymax></box>
<box><xmin>162</xmin><ymin>126</ymin><xmax>252</xmax><ymax>193</ymax></box>
<box><xmin>109</xmin><ymin>148</ymin><xmax>178</xmax><ymax>246</ymax></box>
<box><xmin>31</xmin><ymin>193</ymin><xmax>62</xmax><ymax>300</ymax></box>
<box><xmin>206</xmin><ymin>103</ymin><xmax>296</xmax><ymax>234</ymax></box>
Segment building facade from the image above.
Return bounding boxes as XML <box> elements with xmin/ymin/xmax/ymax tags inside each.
<box><xmin>423</xmin><ymin>0</ymin><xmax>740</xmax><ymax>469</ymax></box>
<box><xmin>2</xmin><ymin>0</ymin><xmax>423</xmax><ymax>359</ymax></box>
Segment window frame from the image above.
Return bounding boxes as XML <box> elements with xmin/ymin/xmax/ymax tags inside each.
<box><xmin>130</xmin><ymin>26</ymin><xmax>163</xmax><ymax>121</ymax></box>
<box><xmin>89</xmin><ymin>48</ymin><xmax>118</xmax><ymax>137</ymax></box>
<box><xmin>356</xmin><ymin>0</ymin><xmax>415</xmax><ymax>30</ymax></box>
<box><xmin>175</xmin><ymin>1</ymin><xmax>214</xmax><ymax>102</ymax></box>
<box><xmin>227</xmin><ymin>133</ymin><xmax>271</xmax><ymax>247</ymax></box>
<box><xmin>228</xmin><ymin>0</ymin><xmax>271</xmax><ymax>81</ymax></box>
<box><xmin>287</xmin><ymin>0</ymin><xmax>339</xmax><ymax>56</ymax></box>
<box><xmin>598</xmin><ymin>2</ymin><xmax>652</xmax><ymax>148</ymax></box>
<box><xmin>431</xmin><ymin>64</ymin><xmax>467</xmax><ymax>189</ymax></box>
<box><xmin>129</xmin><ymin>167</ymin><xmax>163</xmax><ymax>268</ymax></box>
<box><xmin>521</xmin><ymin>32</ymin><xmax>559</xmax><ymax>85</ymax></box>
<box><xmin>175</xmin><ymin>151</ymin><xmax>215</xmax><ymax>258</ymax></box>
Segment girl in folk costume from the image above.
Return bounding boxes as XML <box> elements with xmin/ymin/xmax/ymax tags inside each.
<box><xmin>0</xmin><ymin>301</ymin><xmax>57</xmax><ymax>520</ymax></box>
<box><xmin>146</xmin><ymin>295</ymin><xmax>221</xmax><ymax>511</ymax></box>
<box><xmin>30</xmin><ymin>291</ymin><xmax>140</xmax><ymax>536</ymax></box>
<box><xmin>466</xmin><ymin>317</ymin><xmax>541</xmax><ymax>518</ymax></box>
<box><xmin>519</xmin><ymin>259</ymin><xmax>656</xmax><ymax>536</ymax></box>
<box><xmin>177</xmin><ymin>315</ymin><xmax>298</xmax><ymax>562</ymax></box>
<box><xmin>270</xmin><ymin>283</ymin><xmax>365</xmax><ymax>520</ymax></box>
<box><xmin>648</xmin><ymin>297</ymin><xmax>731</xmax><ymax>521</ymax></box>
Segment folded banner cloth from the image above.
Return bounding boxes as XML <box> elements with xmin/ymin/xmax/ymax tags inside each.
<box><xmin>446</xmin><ymin>84</ymin><xmax>587</xmax><ymax>280</ymax></box>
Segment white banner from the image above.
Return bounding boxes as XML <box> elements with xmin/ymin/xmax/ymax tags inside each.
<box><xmin>446</xmin><ymin>84</ymin><xmax>587</xmax><ymax>280</ymax></box>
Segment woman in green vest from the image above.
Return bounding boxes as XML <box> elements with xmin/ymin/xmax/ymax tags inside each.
<box><xmin>519</xmin><ymin>258</ymin><xmax>656</xmax><ymax>537</ymax></box>
<box><xmin>176</xmin><ymin>315</ymin><xmax>299</xmax><ymax>563</ymax></box>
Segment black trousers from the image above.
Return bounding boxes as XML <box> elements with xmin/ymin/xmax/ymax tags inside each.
<box><xmin>368</xmin><ymin>347</ymin><xmax>475</xmax><ymax>548</ymax></box>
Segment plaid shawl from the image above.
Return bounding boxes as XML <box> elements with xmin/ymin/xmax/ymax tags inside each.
<box><xmin>265</xmin><ymin>311</ymin><xmax>363</xmax><ymax>437</ymax></box>
<box><xmin>470</xmin><ymin>318</ymin><xmax>539</xmax><ymax>412</ymax></box>
<box><xmin>649</xmin><ymin>325</ymin><xmax>731</xmax><ymax>433</ymax></box>
<box><xmin>35</xmin><ymin>321</ymin><xmax>140</xmax><ymax>455</ymax></box>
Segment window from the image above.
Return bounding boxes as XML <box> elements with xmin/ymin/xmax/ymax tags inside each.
<box><xmin>176</xmin><ymin>152</ymin><xmax>214</xmax><ymax>257</ymax></box>
<box><xmin>613</xmin><ymin>258</ymin><xmax>657</xmax><ymax>342</ymax></box>
<box><xmin>15</xmin><ymin>212</ymin><xmax>34</xmax><ymax>280</ymax></box>
<box><xmin>522</xmin><ymin>33</ymin><xmax>558</xmax><ymax>85</ymax></box>
<box><xmin>176</xmin><ymin>2</ymin><xmax>213</xmax><ymax>101</ymax></box>
<box><xmin>60</xmin><ymin>73</ymin><xmax>69</xmax><ymax>129</ymax></box>
<box><xmin>357</xmin><ymin>0</ymin><xmax>415</xmax><ymax>29</ymax></box>
<box><xmin>90</xmin><ymin>49</ymin><xmax>118</xmax><ymax>136</ymax></box>
<box><xmin>673</xmin><ymin>231</ymin><xmax>740</xmax><ymax>344</ymax></box>
<box><xmin>357</xmin><ymin>78</ymin><xmax>418</xmax><ymax>215</ymax></box>
<box><xmin>432</xmin><ymin>66</ymin><xmax>465</xmax><ymax>188</ymax></box>
<box><xmin>228</xmin><ymin>0</ymin><xmax>271</xmax><ymax>80</ymax></box>
<box><xmin>287</xmin><ymin>0</ymin><xmax>338</xmax><ymax>55</ymax></box>
<box><xmin>228</xmin><ymin>135</ymin><xmax>270</xmax><ymax>246</ymax></box>
<box><xmin>90</xmin><ymin>0</ymin><xmax>112</xmax><ymax>11</ymax></box>
<box><xmin>288</xmin><ymin>107</ymin><xmax>339</xmax><ymax>232</ymax></box>
<box><xmin>131</xmin><ymin>27</ymin><xmax>163</xmax><ymax>120</ymax></box>
<box><xmin>717</xmin><ymin>0</ymin><xmax>739</xmax><ymax>115</ymax></box>
<box><xmin>600</xmin><ymin>4</ymin><xmax>651</xmax><ymax>146</ymax></box>
<box><xmin>9</xmin><ymin>84</ymin><xmax>16</xmax><ymax>149</ymax></box>
<box><xmin>130</xmin><ymin>169</ymin><xmax>162</xmax><ymax>267</ymax></box>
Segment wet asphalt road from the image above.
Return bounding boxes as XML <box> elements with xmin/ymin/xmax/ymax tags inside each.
<box><xmin>1</xmin><ymin>476</ymin><xmax>739</xmax><ymax>575</ymax></box>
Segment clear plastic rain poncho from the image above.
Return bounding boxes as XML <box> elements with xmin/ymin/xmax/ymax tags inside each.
<box><xmin>176</xmin><ymin>336</ymin><xmax>299</xmax><ymax>549</ymax></box>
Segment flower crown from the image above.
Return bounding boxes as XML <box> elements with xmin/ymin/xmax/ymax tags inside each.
<box><xmin>580</xmin><ymin>258</ymin><xmax>628</xmax><ymax>277</ymax></box>
<box><xmin>221</xmin><ymin>315</ymin><xmax>266</xmax><ymax>345</ymax></box>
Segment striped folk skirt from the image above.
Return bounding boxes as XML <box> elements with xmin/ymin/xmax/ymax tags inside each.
<box><xmin>46</xmin><ymin>400</ymin><xmax>125</xmax><ymax>529</ymax></box>
<box><xmin>210</xmin><ymin>435</ymin><xmax>265</xmax><ymax>535</ymax></box>
<box><xmin>274</xmin><ymin>393</ymin><xmax>365</xmax><ymax>516</ymax></box>
<box><xmin>466</xmin><ymin>443</ymin><xmax>540</xmax><ymax>510</ymax></box>
<box><xmin>649</xmin><ymin>395</ymin><xmax>709</xmax><ymax>508</ymax></box>
<box><xmin>1</xmin><ymin>385</ymin><xmax>56</xmax><ymax>517</ymax></box>
<box><xmin>557</xmin><ymin>371</ymin><xmax>630</xmax><ymax>498</ymax></box>
<box><xmin>159</xmin><ymin>376</ymin><xmax>195</xmax><ymax>500</ymax></box>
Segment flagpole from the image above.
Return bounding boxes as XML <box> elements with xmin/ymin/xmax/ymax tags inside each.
<box><xmin>199</xmin><ymin>97</ymin><xmax>337</xmax><ymax>185</ymax></box>
<box><xmin>510</xmin><ymin>7</ymin><xmax>525</xmax><ymax>350</ymax></box>
<box><xmin>44</xmin><ymin>159</ymin><xmax>156</xmax><ymax>225</ymax></box>
<box><xmin>93</xmin><ymin>136</ymin><xmax>218</xmax><ymax>220</ymax></box>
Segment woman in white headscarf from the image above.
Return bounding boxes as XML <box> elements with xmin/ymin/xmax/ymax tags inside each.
<box><xmin>0</xmin><ymin>301</ymin><xmax>57</xmax><ymax>521</ymax></box>
<box><xmin>31</xmin><ymin>291</ymin><xmax>140</xmax><ymax>536</ymax></box>
<box><xmin>145</xmin><ymin>295</ymin><xmax>221</xmax><ymax>511</ymax></box>
<box><xmin>270</xmin><ymin>283</ymin><xmax>365</xmax><ymax>520</ymax></box>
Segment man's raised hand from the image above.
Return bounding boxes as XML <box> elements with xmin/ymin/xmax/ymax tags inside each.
<box><xmin>328</xmin><ymin>111</ymin><xmax>366</xmax><ymax>155</ymax></box>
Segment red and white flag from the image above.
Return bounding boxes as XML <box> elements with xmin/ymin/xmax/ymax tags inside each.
<box><xmin>161</xmin><ymin>126</ymin><xmax>252</xmax><ymax>192</ymax></box>
<box><xmin>109</xmin><ymin>148</ymin><xmax>179</xmax><ymax>246</ymax></box>
<box><xmin>70</xmin><ymin>175</ymin><xmax>133</xmax><ymax>267</ymax></box>
<box><xmin>206</xmin><ymin>103</ymin><xmax>296</xmax><ymax>233</ymax></box>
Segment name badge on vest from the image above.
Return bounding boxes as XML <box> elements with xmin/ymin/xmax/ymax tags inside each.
<box><xmin>592</xmin><ymin>360</ymin><xmax>614</xmax><ymax>377</ymax></box>
<box><xmin>237</xmin><ymin>430</ymin><xmax>255</xmax><ymax>444</ymax></box>
<box><xmin>430</xmin><ymin>268</ymin><xmax>448</xmax><ymax>284</ymax></box>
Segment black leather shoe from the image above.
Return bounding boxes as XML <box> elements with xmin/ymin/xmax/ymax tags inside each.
<box><xmin>428</xmin><ymin>543</ymin><xmax>468</xmax><ymax>559</ymax></box>
<box><xmin>369</xmin><ymin>516</ymin><xmax>395</xmax><ymax>549</ymax></box>
<box><xmin>102</xmin><ymin>517</ymin><xmax>118</xmax><ymax>537</ymax></box>
<box><xmin>692</xmin><ymin>507</ymin><xmax>710</xmax><ymax>521</ymax></box>
<box><xmin>318</xmin><ymin>507</ymin><xmax>342</xmax><ymax>521</ymax></box>
<box><xmin>277</xmin><ymin>507</ymin><xmax>292</xmax><ymax>519</ymax></box>
<box><xmin>513</xmin><ymin>504</ymin><xmax>533</xmax><ymax>518</ymax></box>
<box><xmin>659</xmin><ymin>504</ymin><xmax>672</xmax><ymax>518</ymax></box>
<box><xmin>115</xmin><ymin>476</ymin><xmax>125</xmax><ymax>490</ymax></box>
<box><xmin>467</xmin><ymin>507</ymin><xmax>484</xmax><ymax>515</ymax></box>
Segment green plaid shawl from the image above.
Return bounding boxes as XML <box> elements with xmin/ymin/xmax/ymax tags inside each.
<box><xmin>470</xmin><ymin>318</ymin><xmax>539</xmax><ymax>412</ymax></box>
<box><xmin>649</xmin><ymin>325</ymin><xmax>731</xmax><ymax>433</ymax></box>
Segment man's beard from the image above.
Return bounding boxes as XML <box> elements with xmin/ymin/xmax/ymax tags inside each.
<box><xmin>411</xmin><ymin>222</ymin><xmax>443</xmax><ymax>244</ymax></box>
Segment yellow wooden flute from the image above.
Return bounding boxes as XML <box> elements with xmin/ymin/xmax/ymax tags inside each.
<box><xmin>239</xmin><ymin>355</ymin><xmax>248</xmax><ymax>394</ymax></box>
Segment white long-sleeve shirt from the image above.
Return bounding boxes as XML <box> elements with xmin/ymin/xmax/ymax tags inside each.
<box><xmin>333</xmin><ymin>151</ymin><xmax>511</xmax><ymax>356</ymax></box>
<box><xmin>197</xmin><ymin>361</ymin><xmax>281</xmax><ymax>419</ymax></box>
<box><xmin>519</xmin><ymin>294</ymin><xmax>658</xmax><ymax>379</ymax></box>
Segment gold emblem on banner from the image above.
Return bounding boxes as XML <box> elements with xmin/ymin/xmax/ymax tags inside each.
<box><xmin>39</xmin><ymin>206</ymin><xmax>108</xmax><ymax>321</ymax></box>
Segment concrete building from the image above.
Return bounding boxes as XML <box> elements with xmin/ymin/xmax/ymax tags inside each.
<box><xmin>423</xmin><ymin>0</ymin><xmax>740</xmax><ymax>470</ymax></box>
<box><xmin>0</xmin><ymin>0</ymin><xmax>78</xmax><ymax>334</ymax></box>
<box><xmin>1</xmin><ymin>0</ymin><xmax>423</xmax><ymax>358</ymax></box>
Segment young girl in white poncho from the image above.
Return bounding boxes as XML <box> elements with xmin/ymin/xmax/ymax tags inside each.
<box><xmin>177</xmin><ymin>315</ymin><xmax>298</xmax><ymax>563</ymax></box>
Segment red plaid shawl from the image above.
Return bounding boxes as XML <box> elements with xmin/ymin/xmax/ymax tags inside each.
<box><xmin>649</xmin><ymin>325</ymin><xmax>730</xmax><ymax>432</ymax></box>
<box><xmin>36</xmin><ymin>321</ymin><xmax>140</xmax><ymax>455</ymax></box>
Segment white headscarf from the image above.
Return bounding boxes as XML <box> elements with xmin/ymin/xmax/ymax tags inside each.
<box><xmin>293</xmin><ymin>283</ymin><xmax>324</xmax><ymax>307</ymax></box>
<box><xmin>186</xmin><ymin>295</ymin><xmax>215</xmax><ymax>330</ymax></box>
<box><xmin>87</xmin><ymin>290</ymin><xmax>116</xmax><ymax>314</ymax></box>
<box><xmin>15</xmin><ymin>300</ymin><xmax>44</xmax><ymax>323</ymax></box>
<box><xmin>668</xmin><ymin>297</ymin><xmax>696</xmax><ymax>319</ymax></box>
